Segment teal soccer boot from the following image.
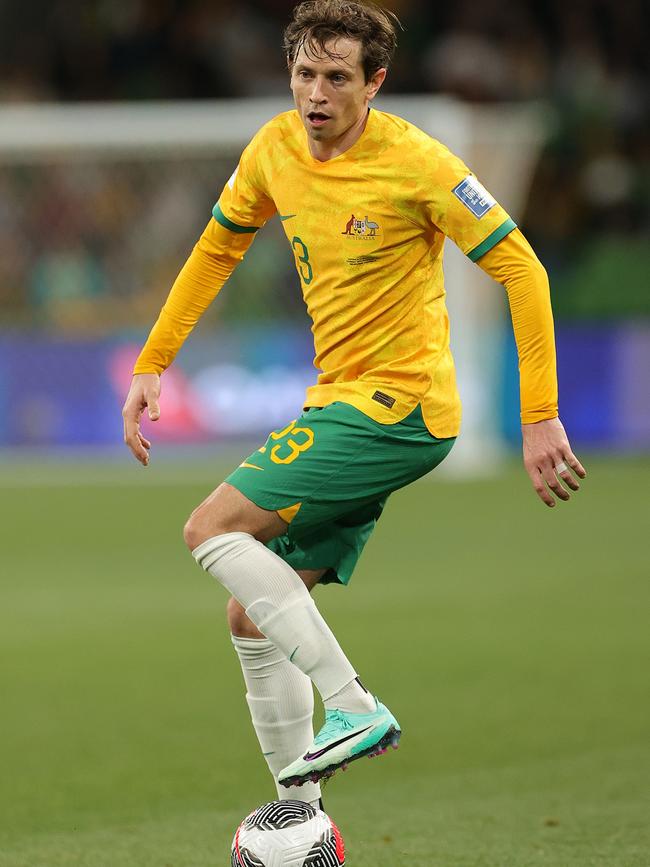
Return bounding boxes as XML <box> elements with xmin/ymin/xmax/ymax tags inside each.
<box><xmin>278</xmin><ymin>699</ymin><xmax>401</xmax><ymax>787</ymax></box>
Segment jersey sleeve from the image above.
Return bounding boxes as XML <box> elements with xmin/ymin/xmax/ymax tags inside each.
<box><xmin>213</xmin><ymin>132</ymin><xmax>277</xmax><ymax>233</ymax></box>
<box><xmin>424</xmin><ymin>142</ymin><xmax>516</xmax><ymax>261</ymax></box>
<box><xmin>478</xmin><ymin>228</ymin><xmax>558</xmax><ymax>423</ymax></box>
<box><xmin>133</xmin><ymin>219</ymin><xmax>255</xmax><ymax>374</ymax></box>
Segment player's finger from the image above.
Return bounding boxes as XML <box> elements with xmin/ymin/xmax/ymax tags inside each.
<box><xmin>527</xmin><ymin>466</ymin><xmax>556</xmax><ymax>507</ymax></box>
<box><xmin>122</xmin><ymin>411</ymin><xmax>138</xmax><ymax>449</ymax></box>
<box><xmin>123</xmin><ymin>411</ymin><xmax>149</xmax><ymax>466</ymax></box>
<box><xmin>147</xmin><ymin>394</ymin><xmax>160</xmax><ymax>421</ymax></box>
<box><xmin>541</xmin><ymin>463</ymin><xmax>571</xmax><ymax>501</ymax></box>
<box><xmin>133</xmin><ymin>440</ymin><xmax>149</xmax><ymax>465</ymax></box>
<box><xmin>126</xmin><ymin>436</ymin><xmax>148</xmax><ymax>465</ymax></box>
<box><xmin>138</xmin><ymin>432</ymin><xmax>151</xmax><ymax>450</ymax></box>
<box><xmin>565</xmin><ymin>451</ymin><xmax>586</xmax><ymax>479</ymax></box>
<box><xmin>554</xmin><ymin>460</ymin><xmax>580</xmax><ymax>491</ymax></box>
<box><xmin>127</xmin><ymin>433</ymin><xmax>149</xmax><ymax>465</ymax></box>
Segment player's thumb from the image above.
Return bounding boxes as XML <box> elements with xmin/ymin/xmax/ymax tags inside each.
<box><xmin>147</xmin><ymin>395</ymin><xmax>161</xmax><ymax>421</ymax></box>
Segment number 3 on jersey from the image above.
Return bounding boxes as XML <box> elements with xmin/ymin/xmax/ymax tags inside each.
<box><xmin>292</xmin><ymin>236</ymin><xmax>313</xmax><ymax>285</ymax></box>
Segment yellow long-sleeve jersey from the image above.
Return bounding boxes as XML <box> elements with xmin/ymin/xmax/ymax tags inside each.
<box><xmin>134</xmin><ymin>108</ymin><xmax>557</xmax><ymax>435</ymax></box>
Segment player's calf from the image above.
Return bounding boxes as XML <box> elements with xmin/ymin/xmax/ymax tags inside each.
<box><xmin>227</xmin><ymin>596</ymin><xmax>265</xmax><ymax>639</ymax></box>
<box><xmin>193</xmin><ymin>532</ymin><xmax>360</xmax><ymax>701</ymax></box>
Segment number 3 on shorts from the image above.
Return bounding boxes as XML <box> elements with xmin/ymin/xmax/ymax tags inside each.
<box><xmin>269</xmin><ymin>420</ymin><xmax>315</xmax><ymax>465</ymax></box>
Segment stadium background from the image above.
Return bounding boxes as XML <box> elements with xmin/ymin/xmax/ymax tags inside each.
<box><xmin>1</xmin><ymin>2</ymin><xmax>648</xmax><ymax>866</ymax></box>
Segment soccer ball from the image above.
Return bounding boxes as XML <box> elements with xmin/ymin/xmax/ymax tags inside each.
<box><xmin>231</xmin><ymin>799</ymin><xmax>345</xmax><ymax>867</ymax></box>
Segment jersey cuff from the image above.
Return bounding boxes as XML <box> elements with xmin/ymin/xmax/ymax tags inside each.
<box><xmin>212</xmin><ymin>202</ymin><xmax>259</xmax><ymax>234</ymax></box>
<box><xmin>467</xmin><ymin>218</ymin><xmax>517</xmax><ymax>262</ymax></box>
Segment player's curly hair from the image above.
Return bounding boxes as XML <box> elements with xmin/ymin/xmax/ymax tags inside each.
<box><xmin>284</xmin><ymin>0</ymin><xmax>401</xmax><ymax>83</ymax></box>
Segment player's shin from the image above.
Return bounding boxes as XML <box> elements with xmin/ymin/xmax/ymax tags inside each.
<box><xmin>231</xmin><ymin>635</ymin><xmax>321</xmax><ymax>805</ymax></box>
<box><xmin>193</xmin><ymin>533</ymin><xmax>373</xmax><ymax>711</ymax></box>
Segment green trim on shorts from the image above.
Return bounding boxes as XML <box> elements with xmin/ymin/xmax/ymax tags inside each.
<box><xmin>226</xmin><ymin>402</ymin><xmax>455</xmax><ymax>585</ymax></box>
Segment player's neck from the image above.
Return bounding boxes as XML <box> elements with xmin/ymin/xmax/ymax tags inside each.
<box><xmin>308</xmin><ymin>109</ymin><xmax>370</xmax><ymax>162</ymax></box>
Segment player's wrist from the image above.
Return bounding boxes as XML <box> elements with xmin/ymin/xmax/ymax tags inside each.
<box><xmin>132</xmin><ymin>368</ymin><xmax>163</xmax><ymax>378</ymax></box>
<box><xmin>521</xmin><ymin>411</ymin><xmax>559</xmax><ymax>427</ymax></box>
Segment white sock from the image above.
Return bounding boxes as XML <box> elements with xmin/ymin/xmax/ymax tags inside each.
<box><xmin>324</xmin><ymin>676</ymin><xmax>376</xmax><ymax>713</ymax></box>
<box><xmin>193</xmin><ymin>532</ymin><xmax>358</xmax><ymax>701</ymax></box>
<box><xmin>231</xmin><ymin>635</ymin><xmax>321</xmax><ymax>804</ymax></box>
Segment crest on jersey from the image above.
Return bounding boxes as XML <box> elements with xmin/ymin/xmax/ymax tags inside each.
<box><xmin>341</xmin><ymin>213</ymin><xmax>381</xmax><ymax>239</ymax></box>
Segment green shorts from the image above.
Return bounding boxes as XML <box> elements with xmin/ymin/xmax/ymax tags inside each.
<box><xmin>225</xmin><ymin>401</ymin><xmax>455</xmax><ymax>585</ymax></box>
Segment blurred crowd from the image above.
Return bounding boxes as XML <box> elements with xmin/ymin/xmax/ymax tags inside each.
<box><xmin>0</xmin><ymin>158</ymin><xmax>302</xmax><ymax>332</ymax></box>
<box><xmin>1</xmin><ymin>0</ymin><xmax>645</xmax><ymax>105</ymax></box>
<box><xmin>0</xmin><ymin>0</ymin><xmax>647</xmax><ymax>330</ymax></box>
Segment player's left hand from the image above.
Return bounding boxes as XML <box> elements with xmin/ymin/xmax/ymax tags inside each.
<box><xmin>522</xmin><ymin>417</ymin><xmax>586</xmax><ymax>507</ymax></box>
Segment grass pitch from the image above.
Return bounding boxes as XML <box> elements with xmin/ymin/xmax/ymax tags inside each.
<box><xmin>0</xmin><ymin>454</ymin><xmax>648</xmax><ymax>866</ymax></box>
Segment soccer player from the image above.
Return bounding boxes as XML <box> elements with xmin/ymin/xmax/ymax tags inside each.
<box><xmin>122</xmin><ymin>0</ymin><xmax>586</xmax><ymax>809</ymax></box>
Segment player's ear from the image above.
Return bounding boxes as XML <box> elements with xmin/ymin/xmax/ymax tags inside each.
<box><xmin>367</xmin><ymin>67</ymin><xmax>387</xmax><ymax>100</ymax></box>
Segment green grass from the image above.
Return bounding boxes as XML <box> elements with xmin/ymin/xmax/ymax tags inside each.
<box><xmin>1</xmin><ymin>455</ymin><xmax>648</xmax><ymax>866</ymax></box>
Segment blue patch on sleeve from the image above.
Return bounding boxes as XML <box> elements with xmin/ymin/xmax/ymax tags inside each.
<box><xmin>452</xmin><ymin>176</ymin><xmax>497</xmax><ymax>219</ymax></box>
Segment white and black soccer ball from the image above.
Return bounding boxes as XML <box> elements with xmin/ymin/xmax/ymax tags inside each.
<box><xmin>231</xmin><ymin>800</ymin><xmax>345</xmax><ymax>867</ymax></box>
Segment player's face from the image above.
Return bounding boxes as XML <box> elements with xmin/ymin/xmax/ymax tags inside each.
<box><xmin>290</xmin><ymin>38</ymin><xmax>386</xmax><ymax>149</ymax></box>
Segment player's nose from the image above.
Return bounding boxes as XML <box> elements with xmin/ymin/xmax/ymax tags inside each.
<box><xmin>308</xmin><ymin>76</ymin><xmax>327</xmax><ymax>103</ymax></box>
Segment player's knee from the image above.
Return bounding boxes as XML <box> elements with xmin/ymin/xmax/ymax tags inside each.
<box><xmin>227</xmin><ymin>596</ymin><xmax>264</xmax><ymax>638</ymax></box>
<box><xmin>183</xmin><ymin>509</ymin><xmax>218</xmax><ymax>551</ymax></box>
<box><xmin>183</xmin><ymin>513</ymin><xmax>200</xmax><ymax>551</ymax></box>
<box><xmin>183</xmin><ymin>496</ymin><xmax>234</xmax><ymax>550</ymax></box>
<box><xmin>183</xmin><ymin>484</ymin><xmax>264</xmax><ymax>551</ymax></box>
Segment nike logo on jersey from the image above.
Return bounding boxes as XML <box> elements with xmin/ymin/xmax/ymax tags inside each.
<box><xmin>239</xmin><ymin>462</ymin><xmax>264</xmax><ymax>471</ymax></box>
<box><xmin>279</xmin><ymin>213</ymin><xmax>297</xmax><ymax>221</ymax></box>
<box><xmin>302</xmin><ymin>725</ymin><xmax>373</xmax><ymax>761</ymax></box>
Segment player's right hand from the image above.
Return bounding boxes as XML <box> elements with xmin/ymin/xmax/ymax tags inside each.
<box><xmin>522</xmin><ymin>416</ymin><xmax>586</xmax><ymax>507</ymax></box>
<box><xmin>122</xmin><ymin>373</ymin><xmax>161</xmax><ymax>466</ymax></box>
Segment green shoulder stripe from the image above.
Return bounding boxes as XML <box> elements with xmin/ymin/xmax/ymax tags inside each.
<box><xmin>467</xmin><ymin>218</ymin><xmax>517</xmax><ymax>262</ymax></box>
<box><xmin>212</xmin><ymin>203</ymin><xmax>259</xmax><ymax>234</ymax></box>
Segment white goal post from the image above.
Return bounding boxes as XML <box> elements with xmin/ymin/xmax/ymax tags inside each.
<box><xmin>0</xmin><ymin>96</ymin><xmax>547</xmax><ymax>470</ymax></box>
